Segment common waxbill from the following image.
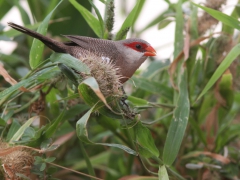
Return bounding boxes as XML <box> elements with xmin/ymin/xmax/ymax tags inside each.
<box><xmin>8</xmin><ymin>22</ymin><xmax>156</xmax><ymax>83</ymax></box>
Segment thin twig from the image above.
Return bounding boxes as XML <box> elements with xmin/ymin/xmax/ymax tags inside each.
<box><xmin>47</xmin><ymin>162</ymin><xmax>103</xmax><ymax>180</ymax></box>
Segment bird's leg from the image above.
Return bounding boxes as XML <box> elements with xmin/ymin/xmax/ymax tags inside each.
<box><xmin>120</xmin><ymin>86</ymin><xmax>136</xmax><ymax>119</ymax></box>
<box><xmin>120</xmin><ymin>85</ymin><xmax>127</xmax><ymax>101</ymax></box>
<box><xmin>120</xmin><ymin>85</ymin><xmax>128</xmax><ymax>106</ymax></box>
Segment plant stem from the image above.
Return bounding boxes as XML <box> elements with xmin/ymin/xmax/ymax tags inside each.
<box><xmin>47</xmin><ymin>161</ymin><xmax>102</xmax><ymax>180</ymax></box>
<box><xmin>78</xmin><ymin>140</ymin><xmax>96</xmax><ymax>180</ymax></box>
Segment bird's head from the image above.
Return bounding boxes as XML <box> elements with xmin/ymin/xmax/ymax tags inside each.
<box><xmin>123</xmin><ymin>39</ymin><xmax>156</xmax><ymax>57</ymax></box>
<box><xmin>115</xmin><ymin>38</ymin><xmax>156</xmax><ymax>65</ymax></box>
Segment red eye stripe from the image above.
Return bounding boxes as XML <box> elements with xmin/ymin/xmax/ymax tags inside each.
<box><xmin>124</xmin><ymin>42</ymin><xmax>148</xmax><ymax>52</ymax></box>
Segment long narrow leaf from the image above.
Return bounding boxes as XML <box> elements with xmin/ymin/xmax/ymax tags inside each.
<box><xmin>163</xmin><ymin>68</ymin><xmax>190</xmax><ymax>166</ymax></box>
<box><xmin>197</xmin><ymin>43</ymin><xmax>240</xmax><ymax>100</ymax></box>
<box><xmin>134</xmin><ymin>121</ymin><xmax>159</xmax><ymax>158</ymax></box>
<box><xmin>78</xmin><ymin>77</ymin><xmax>111</xmax><ymax>110</ymax></box>
<box><xmin>87</xmin><ymin>0</ymin><xmax>104</xmax><ymax>38</ymax></box>
<box><xmin>50</xmin><ymin>53</ymin><xmax>90</xmax><ymax>74</ymax></box>
<box><xmin>192</xmin><ymin>2</ymin><xmax>240</xmax><ymax>30</ymax></box>
<box><xmin>158</xmin><ymin>165</ymin><xmax>169</xmax><ymax>180</ymax></box>
<box><xmin>115</xmin><ymin>0</ymin><xmax>143</xmax><ymax>40</ymax></box>
<box><xmin>69</xmin><ymin>0</ymin><xmax>102</xmax><ymax>37</ymax></box>
<box><xmin>13</xmin><ymin>0</ymin><xmax>31</xmax><ymax>25</ymax></box>
<box><xmin>76</xmin><ymin>107</ymin><xmax>137</xmax><ymax>155</ymax></box>
<box><xmin>44</xmin><ymin>110</ymin><xmax>65</xmax><ymax>138</ymax></box>
<box><xmin>174</xmin><ymin>0</ymin><xmax>184</xmax><ymax>59</ymax></box>
<box><xmin>29</xmin><ymin>0</ymin><xmax>62</xmax><ymax>69</ymax></box>
<box><xmin>10</xmin><ymin>116</ymin><xmax>40</xmax><ymax>143</ymax></box>
<box><xmin>132</xmin><ymin>77</ymin><xmax>173</xmax><ymax>101</ymax></box>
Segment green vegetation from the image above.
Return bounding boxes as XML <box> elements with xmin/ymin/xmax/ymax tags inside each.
<box><xmin>0</xmin><ymin>0</ymin><xmax>240</xmax><ymax>179</ymax></box>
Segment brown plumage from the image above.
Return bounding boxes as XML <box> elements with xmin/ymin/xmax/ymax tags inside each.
<box><xmin>8</xmin><ymin>22</ymin><xmax>156</xmax><ymax>83</ymax></box>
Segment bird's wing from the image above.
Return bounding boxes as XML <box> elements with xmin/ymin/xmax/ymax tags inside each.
<box><xmin>63</xmin><ymin>35</ymin><xmax>103</xmax><ymax>51</ymax></box>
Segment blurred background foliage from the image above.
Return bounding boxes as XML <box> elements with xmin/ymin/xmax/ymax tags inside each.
<box><xmin>0</xmin><ymin>0</ymin><xmax>240</xmax><ymax>180</ymax></box>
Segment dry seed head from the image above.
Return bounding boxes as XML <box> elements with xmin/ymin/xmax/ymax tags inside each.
<box><xmin>198</xmin><ymin>0</ymin><xmax>226</xmax><ymax>35</ymax></box>
<box><xmin>0</xmin><ymin>142</ymin><xmax>34</xmax><ymax>179</ymax></box>
<box><xmin>213</xmin><ymin>35</ymin><xmax>232</xmax><ymax>62</ymax></box>
<box><xmin>105</xmin><ymin>0</ymin><xmax>115</xmax><ymax>39</ymax></box>
<box><xmin>205</xmin><ymin>0</ymin><xmax>226</xmax><ymax>10</ymax></box>
<box><xmin>80</xmin><ymin>53</ymin><xmax>122</xmax><ymax>97</ymax></box>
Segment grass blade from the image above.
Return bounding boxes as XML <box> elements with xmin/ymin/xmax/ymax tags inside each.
<box><xmin>76</xmin><ymin>107</ymin><xmax>137</xmax><ymax>155</ymax></box>
<box><xmin>163</xmin><ymin>68</ymin><xmax>190</xmax><ymax>165</ymax></box>
<box><xmin>69</xmin><ymin>0</ymin><xmax>102</xmax><ymax>37</ymax></box>
<box><xmin>192</xmin><ymin>2</ymin><xmax>240</xmax><ymax>30</ymax></box>
<box><xmin>10</xmin><ymin>116</ymin><xmax>40</xmax><ymax>143</ymax></box>
<box><xmin>197</xmin><ymin>43</ymin><xmax>240</xmax><ymax>100</ymax></box>
<box><xmin>115</xmin><ymin>0</ymin><xmax>143</xmax><ymax>40</ymax></box>
<box><xmin>158</xmin><ymin>165</ymin><xmax>169</xmax><ymax>180</ymax></box>
<box><xmin>29</xmin><ymin>0</ymin><xmax>62</xmax><ymax>69</ymax></box>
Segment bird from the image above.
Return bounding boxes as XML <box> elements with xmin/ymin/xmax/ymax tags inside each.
<box><xmin>8</xmin><ymin>22</ymin><xmax>156</xmax><ymax>83</ymax></box>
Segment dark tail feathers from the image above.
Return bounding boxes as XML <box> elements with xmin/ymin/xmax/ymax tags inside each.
<box><xmin>8</xmin><ymin>22</ymin><xmax>66</xmax><ymax>53</ymax></box>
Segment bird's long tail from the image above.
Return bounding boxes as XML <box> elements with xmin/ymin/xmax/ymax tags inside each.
<box><xmin>8</xmin><ymin>22</ymin><xmax>67</xmax><ymax>53</ymax></box>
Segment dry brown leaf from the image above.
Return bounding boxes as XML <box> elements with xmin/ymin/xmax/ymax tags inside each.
<box><xmin>52</xmin><ymin>131</ymin><xmax>75</xmax><ymax>146</ymax></box>
<box><xmin>184</xmin><ymin>20</ymin><xmax>190</xmax><ymax>61</ymax></box>
<box><xmin>205</xmin><ymin>105</ymin><xmax>219</xmax><ymax>151</ymax></box>
<box><xmin>0</xmin><ymin>62</ymin><xmax>18</xmax><ymax>85</ymax></box>
<box><xmin>183</xmin><ymin>151</ymin><xmax>230</xmax><ymax>164</ymax></box>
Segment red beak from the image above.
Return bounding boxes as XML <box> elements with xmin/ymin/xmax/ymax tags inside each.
<box><xmin>144</xmin><ymin>46</ymin><xmax>157</xmax><ymax>56</ymax></box>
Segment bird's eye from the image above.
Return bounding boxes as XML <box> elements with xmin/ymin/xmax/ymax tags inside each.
<box><xmin>135</xmin><ymin>44</ymin><xmax>141</xmax><ymax>49</ymax></box>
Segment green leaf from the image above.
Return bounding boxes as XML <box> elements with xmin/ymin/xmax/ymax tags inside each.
<box><xmin>45</xmin><ymin>157</ymin><xmax>56</xmax><ymax>163</ymax></box>
<box><xmin>139</xmin><ymin>9</ymin><xmax>174</xmax><ymax>33</ymax></box>
<box><xmin>2</xmin><ymin>110</ymin><xmax>14</xmax><ymax>122</ymax></box>
<box><xmin>174</xmin><ymin>0</ymin><xmax>184</xmax><ymax>58</ymax></box>
<box><xmin>34</xmin><ymin>156</ymin><xmax>43</xmax><ymax>163</ymax></box>
<box><xmin>132</xmin><ymin>77</ymin><xmax>173</xmax><ymax>101</ymax></box>
<box><xmin>13</xmin><ymin>0</ymin><xmax>31</xmax><ymax>25</ymax></box>
<box><xmin>158</xmin><ymin>165</ymin><xmax>169</xmax><ymax>180</ymax></box>
<box><xmin>97</xmin><ymin>105</ymin><xmax>123</xmax><ymax>120</ymax></box>
<box><xmin>15</xmin><ymin>173</ymin><xmax>31</xmax><ymax>180</ymax></box>
<box><xmin>44</xmin><ymin>110</ymin><xmax>65</xmax><ymax>138</ymax></box>
<box><xmin>29</xmin><ymin>0</ymin><xmax>62</xmax><ymax>69</ymax></box>
<box><xmin>9</xmin><ymin>116</ymin><xmax>40</xmax><ymax>144</ymax></box>
<box><xmin>6</xmin><ymin>120</ymin><xmax>21</xmax><ymax>141</ymax></box>
<box><xmin>76</xmin><ymin>107</ymin><xmax>137</xmax><ymax>155</ymax></box>
<box><xmin>87</xmin><ymin>0</ymin><xmax>104</xmax><ymax>37</ymax></box>
<box><xmin>72</xmin><ymin>151</ymin><xmax>109</xmax><ymax>169</ymax></box>
<box><xmin>134</xmin><ymin>121</ymin><xmax>159</xmax><ymax>158</ymax></box>
<box><xmin>158</xmin><ymin>19</ymin><xmax>173</xmax><ymax>30</ymax></box>
<box><xmin>78</xmin><ymin>78</ymin><xmax>123</xmax><ymax>119</ymax></box>
<box><xmin>189</xmin><ymin>117</ymin><xmax>206</xmax><ymax>146</ymax></box>
<box><xmin>192</xmin><ymin>2</ymin><xmax>240</xmax><ymax>30</ymax></box>
<box><xmin>141</xmin><ymin>60</ymin><xmax>170</xmax><ymax>78</ymax></box>
<box><xmin>115</xmin><ymin>0</ymin><xmax>143</xmax><ymax>40</ymax></box>
<box><xmin>40</xmin><ymin>163</ymin><xmax>47</xmax><ymax>171</ymax></box>
<box><xmin>132</xmin><ymin>0</ymin><xmax>146</xmax><ymax>25</ymax></box>
<box><xmin>127</xmin><ymin>96</ymin><xmax>148</xmax><ymax>106</ymax></box>
<box><xmin>0</xmin><ymin>118</ymin><xmax>6</xmax><ymax>126</ymax></box>
<box><xmin>197</xmin><ymin>43</ymin><xmax>240</xmax><ymax>100</ymax></box>
<box><xmin>219</xmin><ymin>71</ymin><xmax>234</xmax><ymax>109</ymax></box>
<box><xmin>50</xmin><ymin>53</ymin><xmax>90</xmax><ymax>74</ymax></box>
<box><xmin>58</xmin><ymin>64</ymin><xmax>78</xmax><ymax>85</ymax></box>
<box><xmin>78</xmin><ymin>77</ymin><xmax>111</xmax><ymax>110</ymax></box>
<box><xmin>97</xmin><ymin>116</ymin><xmax>120</xmax><ymax>133</ymax></box>
<box><xmin>0</xmin><ymin>0</ymin><xmax>11</xmax><ymax>19</ymax></box>
<box><xmin>69</xmin><ymin>0</ymin><xmax>102</xmax><ymax>37</ymax></box>
<box><xmin>163</xmin><ymin>68</ymin><xmax>190</xmax><ymax>166</ymax></box>
<box><xmin>0</xmin><ymin>66</ymin><xmax>60</xmax><ymax>105</ymax></box>
<box><xmin>40</xmin><ymin>139</ymin><xmax>52</xmax><ymax>150</ymax></box>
